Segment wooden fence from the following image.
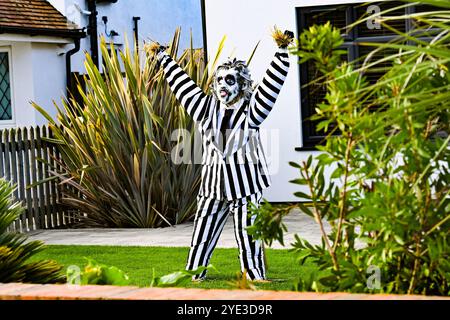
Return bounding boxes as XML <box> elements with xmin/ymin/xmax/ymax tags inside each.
<box><xmin>0</xmin><ymin>125</ymin><xmax>79</xmax><ymax>233</ymax></box>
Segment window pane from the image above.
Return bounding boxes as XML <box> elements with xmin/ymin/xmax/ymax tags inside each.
<box><xmin>355</xmin><ymin>1</ymin><xmax>406</xmax><ymax>38</ymax></box>
<box><xmin>0</xmin><ymin>52</ymin><xmax>12</xmax><ymax>120</ymax></box>
<box><xmin>304</xmin><ymin>6</ymin><xmax>348</xmax><ymax>31</ymax></box>
<box><xmin>414</xmin><ymin>3</ymin><xmax>444</xmax><ymax>13</ymax></box>
<box><xmin>412</xmin><ymin>3</ymin><xmax>444</xmax><ymax>30</ymax></box>
<box><xmin>357</xmin><ymin>45</ymin><xmax>399</xmax><ymax>84</ymax></box>
<box><xmin>302</xmin><ymin>5</ymin><xmax>350</xmax><ymax>38</ymax></box>
<box><xmin>302</xmin><ymin>49</ymin><xmax>349</xmax><ymax>141</ymax></box>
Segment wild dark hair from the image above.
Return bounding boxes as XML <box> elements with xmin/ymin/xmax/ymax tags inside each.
<box><xmin>211</xmin><ymin>58</ymin><xmax>254</xmax><ymax>101</ymax></box>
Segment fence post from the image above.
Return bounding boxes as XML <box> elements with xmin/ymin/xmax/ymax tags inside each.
<box><xmin>16</xmin><ymin>127</ymin><xmax>27</xmax><ymax>232</ymax></box>
<box><xmin>22</xmin><ymin>127</ymin><xmax>34</xmax><ymax>232</ymax></box>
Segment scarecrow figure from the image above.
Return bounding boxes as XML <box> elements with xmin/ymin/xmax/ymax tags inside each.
<box><xmin>152</xmin><ymin>28</ymin><xmax>293</xmax><ymax>281</ymax></box>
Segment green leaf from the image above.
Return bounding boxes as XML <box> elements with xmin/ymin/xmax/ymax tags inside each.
<box><xmin>297</xmin><ymin>203</ymin><xmax>313</xmax><ymax>218</ymax></box>
<box><xmin>417</xmin><ymin>146</ymin><xmax>431</xmax><ymax>159</ymax></box>
<box><xmin>330</xmin><ymin>165</ymin><xmax>344</xmax><ymax>179</ymax></box>
<box><xmin>316</xmin><ymin>153</ymin><xmax>334</xmax><ymax>165</ymax></box>
<box><xmin>393</xmin><ymin>234</ymin><xmax>405</xmax><ymax>246</ymax></box>
<box><xmin>151</xmin><ymin>265</ymin><xmax>214</xmax><ymax>287</ymax></box>
<box><xmin>156</xmin><ymin>271</ymin><xmax>191</xmax><ymax>287</ymax></box>
<box><xmin>289</xmin><ymin>178</ymin><xmax>308</xmax><ymax>185</ymax></box>
<box><xmin>306</xmin><ymin>155</ymin><xmax>313</xmax><ymax>168</ymax></box>
<box><xmin>102</xmin><ymin>266</ymin><xmax>130</xmax><ymax>285</ymax></box>
<box><xmin>296</xmin><ymin>249</ymin><xmax>312</xmax><ymax>264</ymax></box>
<box><xmin>289</xmin><ymin>161</ymin><xmax>302</xmax><ymax>169</ymax></box>
<box><xmin>294</xmin><ymin>191</ymin><xmax>311</xmax><ymax>200</ymax></box>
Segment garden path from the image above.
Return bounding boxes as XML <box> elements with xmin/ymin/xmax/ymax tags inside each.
<box><xmin>27</xmin><ymin>209</ymin><xmax>331</xmax><ymax>249</ymax></box>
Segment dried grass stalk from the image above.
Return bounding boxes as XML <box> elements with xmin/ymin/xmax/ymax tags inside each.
<box><xmin>144</xmin><ymin>41</ymin><xmax>161</xmax><ymax>55</ymax></box>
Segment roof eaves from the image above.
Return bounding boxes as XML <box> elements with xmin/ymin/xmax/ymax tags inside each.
<box><xmin>0</xmin><ymin>25</ymin><xmax>87</xmax><ymax>39</ymax></box>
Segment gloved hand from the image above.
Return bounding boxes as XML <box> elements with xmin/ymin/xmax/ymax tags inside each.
<box><xmin>146</xmin><ymin>42</ymin><xmax>169</xmax><ymax>68</ymax></box>
<box><xmin>155</xmin><ymin>43</ymin><xmax>168</xmax><ymax>54</ymax></box>
<box><xmin>146</xmin><ymin>41</ymin><xmax>168</xmax><ymax>57</ymax></box>
<box><xmin>272</xmin><ymin>27</ymin><xmax>295</xmax><ymax>49</ymax></box>
<box><xmin>283</xmin><ymin>30</ymin><xmax>294</xmax><ymax>44</ymax></box>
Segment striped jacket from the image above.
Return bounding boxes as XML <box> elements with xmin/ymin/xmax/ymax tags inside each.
<box><xmin>157</xmin><ymin>48</ymin><xmax>290</xmax><ymax>200</ymax></box>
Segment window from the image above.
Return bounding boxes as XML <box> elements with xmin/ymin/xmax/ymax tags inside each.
<box><xmin>0</xmin><ymin>50</ymin><xmax>12</xmax><ymax>121</ymax></box>
<box><xmin>296</xmin><ymin>1</ymin><xmax>441</xmax><ymax>149</ymax></box>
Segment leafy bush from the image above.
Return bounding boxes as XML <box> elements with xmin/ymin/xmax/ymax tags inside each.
<box><xmin>67</xmin><ymin>258</ymin><xmax>130</xmax><ymax>285</ymax></box>
<box><xmin>150</xmin><ymin>265</ymin><xmax>214</xmax><ymax>287</ymax></box>
<box><xmin>0</xmin><ymin>178</ymin><xmax>65</xmax><ymax>283</ymax></box>
<box><xmin>251</xmin><ymin>1</ymin><xmax>450</xmax><ymax>295</ymax></box>
<box><xmin>33</xmin><ymin>30</ymin><xmax>225</xmax><ymax>227</ymax></box>
<box><xmin>66</xmin><ymin>258</ymin><xmax>214</xmax><ymax>288</ymax></box>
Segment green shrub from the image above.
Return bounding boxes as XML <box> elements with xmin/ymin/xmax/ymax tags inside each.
<box><xmin>67</xmin><ymin>258</ymin><xmax>130</xmax><ymax>285</ymax></box>
<box><xmin>32</xmin><ymin>30</ymin><xmax>225</xmax><ymax>227</ymax></box>
<box><xmin>251</xmin><ymin>1</ymin><xmax>450</xmax><ymax>295</ymax></box>
<box><xmin>0</xmin><ymin>178</ymin><xmax>65</xmax><ymax>283</ymax></box>
<box><xmin>150</xmin><ymin>265</ymin><xmax>214</xmax><ymax>288</ymax></box>
<box><xmin>66</xmin><ymin>257</ymin><xmax>214</xmax><ymax>288</ymax></box>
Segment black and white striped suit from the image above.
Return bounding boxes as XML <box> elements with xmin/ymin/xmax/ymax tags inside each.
<box><xmin>186</xmin><ymin>191</ymin><xmax>265</xmax><ymax>280</ymax></box>
<box><xmin>157</xmin><ymin>48</ymin><xmax>290</xmax><ymax>280</ymax></box>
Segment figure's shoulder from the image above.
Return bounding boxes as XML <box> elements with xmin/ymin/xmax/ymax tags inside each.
<box><xmin>199</xmin><ymin>96</ymin><xmax>219</xmax><ymax>121</ymax></box>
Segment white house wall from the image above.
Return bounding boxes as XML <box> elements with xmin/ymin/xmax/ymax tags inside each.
<box><xmin>0</xmin><ymin>39</ymin><xmax>69</xmax><ymax>129</ymax></box>
<box><xmin>203</xmin><ymin>0</ymin><xmax>369</xmax><ymax>201</ymax></box>
<box><xmin>31</xmin><ymin>42</ymin><xmax>67</xmax><ymax>126</ymax></box>
<box><xmin>49</xmin><ymin>0</ymin><xmax>204</xmax><ymax>74</ymax></box>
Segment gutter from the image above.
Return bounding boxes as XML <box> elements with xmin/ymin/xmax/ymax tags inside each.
<box><xmin>0</xmin><ymin>26</ymin><xmax>86</xmax><ymax>39</ymax></box>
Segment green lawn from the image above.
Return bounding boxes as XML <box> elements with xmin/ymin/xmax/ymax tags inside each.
<box><xmin>30</xmin><ymin>245</ymin><xmax>317</xmax><ymax>291</ymax></box>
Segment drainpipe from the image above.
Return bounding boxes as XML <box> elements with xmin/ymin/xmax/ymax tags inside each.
<box><xmin>200</xmin><ymin>0</ymin><xmax>208</xmax><ymax>65</ymax></box>
<box><xmin>65</xmin><ymin>37</ymin><xmax>81</xmax><ymax>98</ymax></box>
<box><xmin>87</xmin><ymin>0</ymin><xmax>99</xmax><ymax>68</ymax></box>
<box><xmin>132</xmin><ymin>16</ymin><xmax>141</xmax><ymax>52</ymax></box>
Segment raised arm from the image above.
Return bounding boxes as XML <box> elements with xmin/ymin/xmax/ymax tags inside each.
<box><xmin>248</xmin><ymin>30</ymin><xmax>293</xmax><ymax>127</ymax></box>
<box><xmin>248</xmin><ymin>48</ymin><xmax>290</xmax><ymax>127</ymax></box>
<box><xmin>156</xmin><ymin>50</ymin><xmax>212</xmax><ymax>122</ymax></box>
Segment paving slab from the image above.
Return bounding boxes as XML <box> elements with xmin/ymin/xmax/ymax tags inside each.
<box><xmin>27</xmin><ymin>209</ymin><xmax>331</xmax><ymax>249</ymax></box>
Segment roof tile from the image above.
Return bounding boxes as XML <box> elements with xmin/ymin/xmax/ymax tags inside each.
<box><xmin>0</xmin><ymin>0</ymin><xmax>80</xmax><ymax>32</ymax></box>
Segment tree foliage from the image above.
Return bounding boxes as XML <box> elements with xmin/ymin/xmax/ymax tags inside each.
<box><xmin>251</xmin><ymin>1</ymin><xmax>450</xmax><ymax>295</ymax></box>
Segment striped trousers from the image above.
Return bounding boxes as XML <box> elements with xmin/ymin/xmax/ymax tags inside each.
<box><xmin>186</xmin><ymin>191</ymin><xmax>265</xmax><ymax>280</ymax></box>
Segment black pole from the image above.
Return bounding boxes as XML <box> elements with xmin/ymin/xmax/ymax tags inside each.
<box><xmin>87</xmin><ymin>0</ymin><xmax>99</xmax><ymax>68</ymax></box>
<box><xmin>200</xmin><ymin>0</ymin><xmax>208</xmax><ymax>65</ymax></box>
<box><xmin>132</xmin><ymin>16</ymin><xmax>141</xmax><ymax>53</ymax></box>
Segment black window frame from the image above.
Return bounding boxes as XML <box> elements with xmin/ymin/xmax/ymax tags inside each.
<box><xmin>0</xmin><ymin>49</ymin><xmax>13</xmax><ymax>122</ymax></box>
<box><xmin>296</xmin><ymin>1</ymin><xmax>440</xmax><ymax>150</ymax></box>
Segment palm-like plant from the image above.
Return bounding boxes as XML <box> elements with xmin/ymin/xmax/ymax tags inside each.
<box><xmin>33</xmin><ymin>29</ymin><xmax>225</xmax><ymax>227</ymax></box>
<box><xmin>0</xmin><ymin>178</ymin><xmax>64</xmax><ymax>283</ymax></box>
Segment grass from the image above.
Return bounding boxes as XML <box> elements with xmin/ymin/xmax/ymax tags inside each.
<box><xmin>30</xmin><ymin>245</ymin><xmax>318</xmax><ymax>291</ymax></box>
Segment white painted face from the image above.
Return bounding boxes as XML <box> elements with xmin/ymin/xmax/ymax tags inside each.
<box><xmin>214</xmin><ymin>68</ymin><xmax>240</xmax><ymax>105</ymax></box>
